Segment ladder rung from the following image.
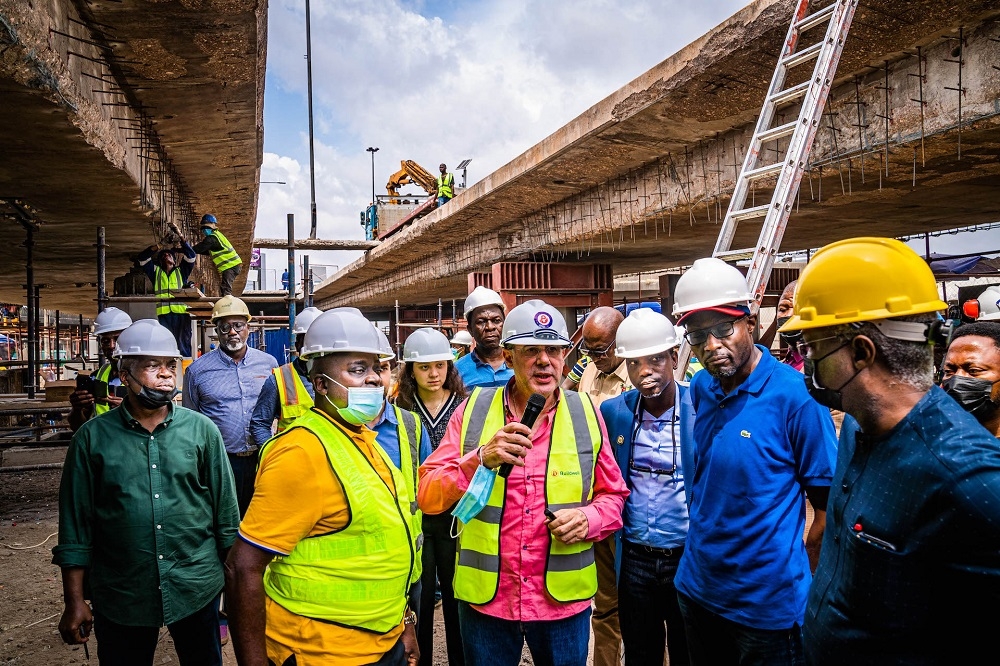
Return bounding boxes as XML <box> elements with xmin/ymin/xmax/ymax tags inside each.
<box><xmin>758</xmin><ymin>120</ymin><xmax>798</xmax><ymax>144</ymax></box>
<box><xmin>743</xmin><ymin>161</ymin><xmax>784</xmax><ymax>181</ymax></box>
<box><xmin>782</xmin><ymin>40</ymin><xmax>824</xmax><ymax>70</ymax></box>
<box><xmin>727</xmin><ymin>204</ymin><xmax>771</xmax><ymax>223</ymax></box>
<box><xmin>794</xmin><ymin>3</ymin><xmax>836</xmax><ymax>33</ymax></box>
<box><xmin>768</xmin><ymin>80</ymin><xmax>811</xmax><ymax>107</ymax></box>
<box><xmin>715</xmin><ymin>248</ymin><xmax>757</xmax><ymax>262</ymax></box>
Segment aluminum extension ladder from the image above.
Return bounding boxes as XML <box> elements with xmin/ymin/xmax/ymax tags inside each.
<box><xmin>676</xmin><ymin>0</ymin><xmax>858</xmax><ymax>377</ymax></box>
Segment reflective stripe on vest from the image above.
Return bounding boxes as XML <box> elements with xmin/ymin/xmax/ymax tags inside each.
<box><xmin>452</xmin><ymin>388</ymin><xmax>601</xmax><ymax>605</ymax></box>
<box><xmin>209</xmin><ymin>230</ymin><xmax>241</xmax><ymax>272</ymax></box>
<box><xmin>93</xmin><ymin>362</ymin><xmax>113</xmax><ymax>416</ymax></box>
<box><xmin>154</xmin><ymin>268</ymin><xmax>187</xmax><ymax>316</ymax></box>
<box><xmin>273</xmin><ymin>364</ymin><xmax>313</xmax><ymax>432</ymax></box>
<box><xmin>262</xmin><ymin>409</ymin><xmax>414</xmax><ymax>633</ymax></box>
<box><xmin>393</xmin><ymin>405</ymin><xmax>424</xmax><ymax>581</ymax></box>
<box><xmin>437</xmin><ymin>173</ymin><xmax>454</xmax><ymax>198</ymax></box>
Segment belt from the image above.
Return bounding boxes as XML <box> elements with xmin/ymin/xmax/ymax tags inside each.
<box><xmin>623</xmin><ymin>540</ymin><xmax>684</xmax><ymax>558</ymax></box>
<box><xmin>231</xmin><ymin>446</ymin><xmax>260</xmax><ymax>458</ymax></box>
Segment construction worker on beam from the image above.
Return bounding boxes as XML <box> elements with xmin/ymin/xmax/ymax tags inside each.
<box><xmin>137</xmin><ymin>239</ymin><xmax>196</xmax><ymax>358</ymax></box>
<box><xmin>437</xmin><ymin>163</ymin><xmax>455</xmax><ymax>208</ymax></box>
<box><xmin>193</xmin><ymin>214</ymin><xmax>243</xmax><ymax>297</ymax></box>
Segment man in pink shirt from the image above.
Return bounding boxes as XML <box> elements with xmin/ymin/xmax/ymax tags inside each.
<box><xmin>419</xmin><ymin>299</ymin><xmax>628</xmax><ymax>666</ymax></box>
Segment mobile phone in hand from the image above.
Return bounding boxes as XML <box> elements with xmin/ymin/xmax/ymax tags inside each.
<box><xmin>114</xmin><ymin>385</ymin><xmax>129</xmax><ymax>399</ymax></box>
<box><xmin>75</xmin><ymin>374</ymin><xmax>95</xmax><ymax>394</ymax></box>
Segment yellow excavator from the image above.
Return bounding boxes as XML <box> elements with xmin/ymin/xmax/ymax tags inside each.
<box><xmin>363</xmin><ymin>160</ymin><xmax>440</xmax><ymax>240</ymax></box>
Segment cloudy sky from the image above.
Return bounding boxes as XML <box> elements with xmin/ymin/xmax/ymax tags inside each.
<box><xmin>252</xmin><ymin>0</ymin><xmax>754</xmax><ymax>288</ymax></box>
<box><xmin>251</xmin><ymin>0</ymin><xmax>989</xmax><ymax>291</ymax></box>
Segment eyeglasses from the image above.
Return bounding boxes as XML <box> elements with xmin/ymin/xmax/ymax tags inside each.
<box><xmin>514</xmin><ymin>345</ymin><xmax>567</xmax><ymax>359</ymax></box>
<box><xmin>684</xmin><ymin>316</ymin><xmax>746</xmax><ymax>346</ymax></box>
<box><xmin>217</xmin><ymin>321</ymin><xmax>247</xmax><ymax>334</ymax></box>
<box><xmin>579</xmin><ymin>341</ymin><xmax>615</xmax><ymax>359</ymax></box>
<box><xmin>629</xmin><ymin>412</ymin><xmax>678</xmax><ymax>476</ymax></box>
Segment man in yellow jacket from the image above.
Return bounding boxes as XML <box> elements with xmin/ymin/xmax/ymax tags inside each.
<box><xmin>226</xmin><ymin>308</ymin><xmax>420</xmax><ymax>666</ymax></box>
<box><xmin>193</xmin><ymin>214</ymin><xmax>242</xmax><ymax>296</ymax></box>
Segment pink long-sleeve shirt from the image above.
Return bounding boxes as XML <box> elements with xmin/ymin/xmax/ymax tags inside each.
<box><xmin>417</xmin><ymin>387</ymin><xmax>628</xmax><ymax>622</ymax></box>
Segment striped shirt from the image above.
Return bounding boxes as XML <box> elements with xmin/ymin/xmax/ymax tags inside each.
<box><xmin>183</xmin><ymin>347</ymin><xmax>277</xmax><ymax>453</ymax></box>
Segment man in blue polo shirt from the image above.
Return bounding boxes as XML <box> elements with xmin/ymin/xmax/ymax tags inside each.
<box><xmin>455</xmin><ymin>286</ymin><xmax>514</xmax><ymax>388</ymax></box>
<box><xmin>670</xmin><ymin>258</ymin><xmax>837</xmax><ymax>666</ymax></box>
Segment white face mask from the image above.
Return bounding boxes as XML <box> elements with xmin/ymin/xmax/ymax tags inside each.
<box><xmin>318</xmin><ymin>374</ymin><xmax>384</xmax><ymax>425</ymax></box>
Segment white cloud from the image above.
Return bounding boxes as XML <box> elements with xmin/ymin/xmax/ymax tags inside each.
<box><xmin>254</xmin><ymin>0</ymin><xmax>752</xmax><ymax>286</ymax></box>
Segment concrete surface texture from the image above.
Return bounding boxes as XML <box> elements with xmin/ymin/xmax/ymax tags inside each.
<box><xmin>0</xmin><ymin>0</ymin><xmax>266</xmax><ymax>313</ymax></box>
<box><xmin>315</xmin><ymin>0</ymin><xmax>1000</xmax><ymax>310</ymax></box>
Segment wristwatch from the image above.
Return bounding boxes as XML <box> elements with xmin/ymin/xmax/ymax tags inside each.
<box><xmin>403</xmin><ymin>609</ymin><xmax>418</xmax><ymax>626</ymax></box>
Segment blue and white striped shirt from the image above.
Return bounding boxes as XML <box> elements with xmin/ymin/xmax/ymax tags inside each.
<box><xmin>182</xmin><ymin>347</ymin><xmax>277</xmax><ymax>454</ymax></box>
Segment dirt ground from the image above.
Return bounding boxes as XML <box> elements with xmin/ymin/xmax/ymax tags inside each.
<box><xmin>0</xmin><ymin>466</ymin><xmax>535</xmax><ymax>666</ymax></box>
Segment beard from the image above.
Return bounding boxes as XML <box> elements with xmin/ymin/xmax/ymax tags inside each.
<box><xmin>221</xmin><ymin>338</ymin><xmax>246</xmax><ymax>353</ymax></box>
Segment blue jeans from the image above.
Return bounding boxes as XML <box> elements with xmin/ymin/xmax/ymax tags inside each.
<box><xmin>619</xmin><ymin>541</ymin><xmax>688</xmax><ymax>666</ymax></box>
<box><xmin>458</xmin><ymin>602</ymin><xmax>591</xmax><ymax>666</ymax></box>
<box><xmin>437</xmin><ymin>195</ymin><xmax>452</xmax><ymax>208</ymax></box>
<box><xmin>676</xmin><ymin>592</ymin><xmax>803</xmax><ymax>666</ymax></box>
<box><xmin>94</xmin><ymin>594</ymin><xmax>222</xmax><ymax>666</ymax></box>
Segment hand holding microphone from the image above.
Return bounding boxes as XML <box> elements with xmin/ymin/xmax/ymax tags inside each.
<box><xmin>479</xmin><ymin>393</ymin><xmax>546</xmax><ymax>477</ymax></box>
<box><xmin>498</xmin><ymin>393</ymin><xmax>546</xmax><ymax>478</ymax></box>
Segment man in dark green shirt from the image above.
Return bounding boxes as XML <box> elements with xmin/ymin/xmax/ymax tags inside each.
<box><xmin>53</xmin><ymin>319</ymin><xmax>239</xmax><ymax>665</ymax></box>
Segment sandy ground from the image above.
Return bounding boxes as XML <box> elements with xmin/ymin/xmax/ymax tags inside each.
<box><xmin>0</xmin><ymin>467</ymin><xmax>549</xmax><ymax>665</ymax></box>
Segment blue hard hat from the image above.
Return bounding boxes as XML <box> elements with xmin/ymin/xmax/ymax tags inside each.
<box><xmin>200</xmin><ymin>213</ymin><xmax>217</xmax><ymax>226</ymax></box>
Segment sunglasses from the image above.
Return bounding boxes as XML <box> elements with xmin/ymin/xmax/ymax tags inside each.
<box><xmin>684</xmin><ymin>316</ymin><xmax>746</xmax><ymax>346</ymax></box>
<box><xmin>579</xmin><ymin>341</ymin><xmax>615</xmax><ymax>359</ymax></box>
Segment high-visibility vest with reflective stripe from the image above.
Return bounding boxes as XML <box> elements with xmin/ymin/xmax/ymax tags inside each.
<box><xmin>93</xmin><ymin>362</ymin><xmax>113</xmax><ymax>416</ymax></box>
<box><xmin>437</xmin><ymin>172</ymin><xmax>454</xmax><ymax>198</ymax></box>
<box><xmin>392</xmin><ymin>405</ymin><xmax>424</xmax><ymax>581</ymax></box>
<box><xmin>208</xmin><ymin>230</ymin><xmax>241</xmax><ymax>272</ymax></box>
<box><xmin>453</xmin><ymin>387</ymin><xmax>601</xmax><ymax>605</ymax></box>
<box><xmin>262</xmin><ymin>409</ymin><xmax>415</xmax><ymax>633</ymax></box>
<box><xmin>272</xmin><ymin>364</ymin><xmax>313</xmax><ymax>432</ymax></box>
<box><xmin>154</xmin><ymin>267</ymin><xmax>187</xmax><ymax>316</ymax></box>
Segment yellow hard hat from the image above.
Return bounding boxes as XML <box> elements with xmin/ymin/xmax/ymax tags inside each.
<box><xmin>780</xmin><ymin>237</ymin><xmax>946</xmax><ymax>332</ymax></box>
<box><xmin>211</xmin><ymin>295</ymin><xmax>252</xmax><ymax>322</ymax></box>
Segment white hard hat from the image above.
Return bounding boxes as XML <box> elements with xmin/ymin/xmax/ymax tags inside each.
<box><xmin>292</xmin><ymin>307</ymin><xmax>324</xmax><ymax>335</ymax></box>
<box><xmin>113</xmin><ymin>319</ymin><xmax>182</xmax><ymax>358</ymax></box>
<box><xmin>450</xmin><ymin>329</ymin><xmax>474</xmax><ymax>347</ymax></box>
<box><xmin>300</xmin><ymin>309</ymin><xmax>386</xmax><ymax>360</ymax></box>
<box><xmin>672</xmin><ymin>258</ymin><xmax>753</xmax><ymax>324</ymax></box>
<box><xmin>975</xmin><ymin>286</ymin><xmax>1000</xmax><ymax>321</ymax></box>
<box><xmin>94</xmin><ymin>307</ymin><xmax>133</xmax><ymax>336</ymax></box>
<box><xmin>375</xmin><ymin>327</ymin><xmax>395</xmax><ymax>361</ymax></box>
<box><xmin>403</xmin><ymin>328</ymin><xmax>454</xmax><ymax>362</ymax></box>
<box><xmin>464</xmin><ymin>286</ymin><xmax>505</xmax><ymax>319</ymax></box>
<box><xmin>615</xmin><ymin>308</ymin><xmax>681</xmax><ymax>359</ymax></box>
<box><xmin>501</xmin><ymin>300</ymin><xmax>571</xmax><ymax>347</ymax></box>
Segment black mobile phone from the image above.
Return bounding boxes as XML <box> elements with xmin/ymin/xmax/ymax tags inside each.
<box><xmin>114</xmin><ymin>385</ymin><xmax>129</xmax><ymax>399</ymax></box>
<box><xmin>544</xmin><ymin>508</ymin><xmax>557</xmax><ymax>521</ymax></box>
<box><xmin>75</xmin><ymin>374</ymin><xmax>95</xmax><ymax>393</ymax></box>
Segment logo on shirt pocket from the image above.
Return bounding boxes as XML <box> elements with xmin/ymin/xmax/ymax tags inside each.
<box><xmin>740</xmin><ymin>430</ymin><xmax>751</xmax><ymax>438</ymax></box>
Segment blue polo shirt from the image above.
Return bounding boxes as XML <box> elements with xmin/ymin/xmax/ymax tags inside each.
<box><xmin>675</xmin><ymin>345</ymin><xmax>837</xmax><ymax>629</ymax></box>
<box><xmin>455</xmin><ymin>349</ymin><xmax>513</xmax><ymax>388</ymax></box>
<box><xmin>805</xmin><ymin>386</ymin><xmax>1000</xmax><ymax>664</ymax></box>
<box><xmin>372</xmin><ymin>400</ymin><xmax>432</xmax><ymax>469</ymax></box>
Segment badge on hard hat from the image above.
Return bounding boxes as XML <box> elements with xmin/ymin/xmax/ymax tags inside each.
<box><xmin>534</xmin><ymin>311</ymin><xmax>553</xmax><ymax>328</ymax></box>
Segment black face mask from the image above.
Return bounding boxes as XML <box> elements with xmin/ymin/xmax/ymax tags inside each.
<box><xmin>941</xmin><ymin>375</ymin><xmax>1000</xmax><ymax>421</ymax></box>
<box><xmin>776</xmin><ymin>316</ymin><xmax>803</xmax><ymax>347</ymax></box>
<box><xmin>128</xmin><ymin>372</ymin><xmax>178</xmax><ymax>409</ymax></box>
<box><xmin>803</xmin><ymin>342</ymin><xmax>861</xmax><ymax>412</ymax></box>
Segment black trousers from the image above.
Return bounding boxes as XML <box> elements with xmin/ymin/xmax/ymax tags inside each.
<box><xmin>219</xmin><ymin>265</ymin><xmax>241</xmax><ymax>297</ymax></box>
<box><xmin>94</xmin><ymin>594</ymin><xmax>221</xmax><ymax>666</ymax></box>
<box><xmin>158</xmin><ymin>312</ymin><xmax>192</xmax><ymax>358</ymax></box>
<box><xmin>418</xmin><ymin>512</ymin><xmax>464</xmax><ymax>666</ymax></box>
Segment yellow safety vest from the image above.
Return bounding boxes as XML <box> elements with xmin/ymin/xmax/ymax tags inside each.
<box><xmin>272</xmin><ymin>363</ymin><xmax>313</xmax><ymax>432</ymax></box>
<box><xmin>154</xmin><ymin>268</ymin><xmax>187</xmax><ymax>316</ymax></box>
<box><xmin>262</xmin><ymin>409</ymin><xmax>415</xmax><ymax>633</ymax></box>
<box><xmin>209</xmin><ymin>230</ymin><xmax>241</xmax><ymax>272</ymax></box>
<box><xmin>93</xmin><ymin>362</ymin><xmax>113</xmax><ymax>416</ymax></box>
<box><xmin>392</xmin><ymin>405</ymin><xmax>424</xmax><ymax>581</ymax></box>
<box><xmin>437</xmin><ymin>173</ymin><xmax>454</xmax><ymax>199</ymax></box>
<box><xmin>453</xmin><ymin>387</ymin><xmax>602</xmax><ymax>605</ymax></box>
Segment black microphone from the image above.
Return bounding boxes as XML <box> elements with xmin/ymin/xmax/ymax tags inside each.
<box><xmin>499</xmin><ymin>393</ymin><xmax>546</xmax><ymax>479</ymax></box>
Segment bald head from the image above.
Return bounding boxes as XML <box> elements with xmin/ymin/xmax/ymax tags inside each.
<box><xmin>581</xmin><ymin>307</ymin><xmax>625</xmax><ymax>374</ymax></box>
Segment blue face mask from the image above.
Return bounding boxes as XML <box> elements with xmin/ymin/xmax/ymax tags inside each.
<box><xmin>319</xmin><ymin>374</ymin><xmax>384</xmax><ymax>425</ymax></box>
<box><xmin>451</xmin><ymin>464</ymin><xmax>498</xmax><ymax>534</ymax></box>
<box><xmin>202</xmin><ymin>228</ymin><xmax>213</xmax><ymax>237</ymax></box>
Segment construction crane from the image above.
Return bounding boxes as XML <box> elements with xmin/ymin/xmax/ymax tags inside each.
<box><xmin>386</xmin><ymin>160</ymin><xmax>438</xmax><ymax>204</ymax></box>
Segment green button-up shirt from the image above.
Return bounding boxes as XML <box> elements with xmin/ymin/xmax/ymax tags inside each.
<box><xmin>52</xmin><ymin>402</ymin><xmax>239</xmax><ymax>627</ymax></box>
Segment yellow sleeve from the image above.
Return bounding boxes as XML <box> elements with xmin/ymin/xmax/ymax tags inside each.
<box><xmin>238</xmin><ymin>429</ymin><xmax>348</xmax><ymax>554</ymax></box>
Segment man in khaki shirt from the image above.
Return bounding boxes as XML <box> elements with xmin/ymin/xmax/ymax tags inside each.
<box><xmin>576</xmin><ymin>305</ymin><xmax>631</xmax><ymax>666</ymax></box>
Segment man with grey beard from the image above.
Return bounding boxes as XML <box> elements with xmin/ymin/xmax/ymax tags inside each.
<box><xmin>183</xmin><ymin>295</ymin><xmax>277</xmax><ymax>517</ymax></box>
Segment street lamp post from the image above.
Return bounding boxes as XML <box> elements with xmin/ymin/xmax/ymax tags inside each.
<box><xmin>366</xmin><ymin>147</ymin><xmax>379</xmax><ymax>204</ymax></box>
<box><xmin>305</xmin><ymin>0</ymin><xmax>318</xmax><ymax>239</ymax></box>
